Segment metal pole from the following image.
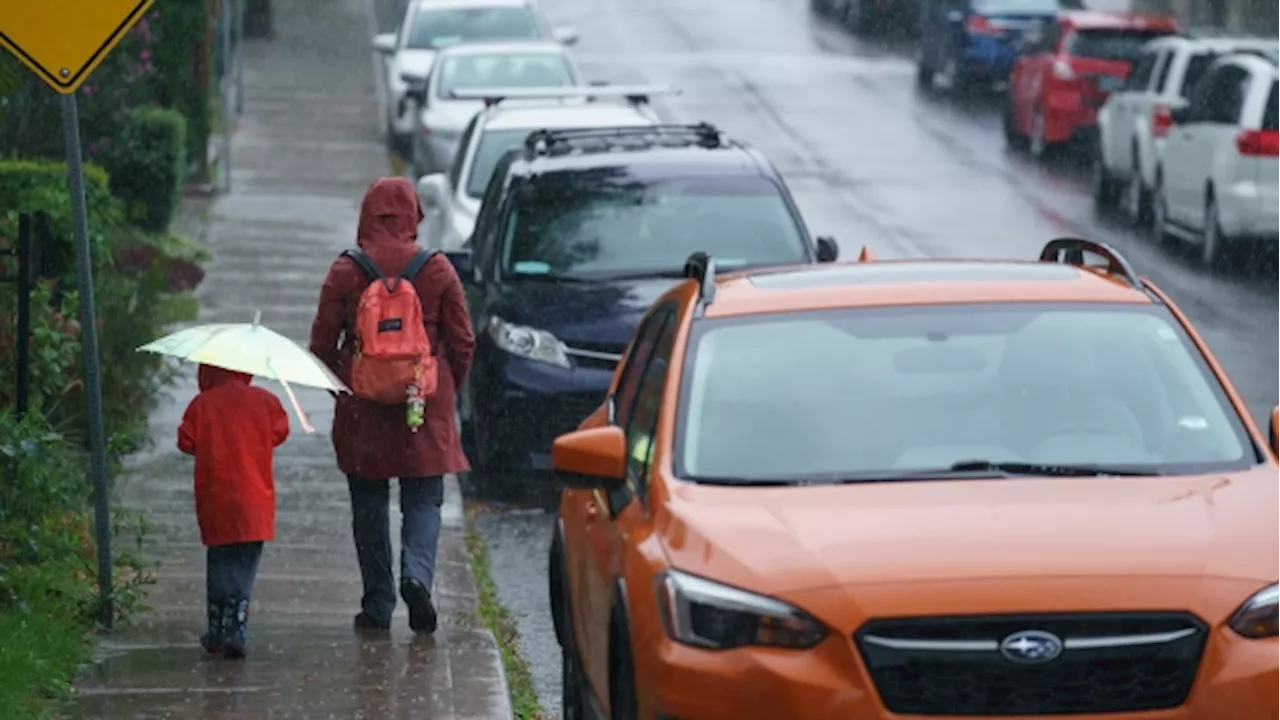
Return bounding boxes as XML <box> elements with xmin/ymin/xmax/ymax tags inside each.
<box><xmin>60</xmin><ymin>94</ymin><xmax>114</xmax><ymax>631</ymax></box>
<box><xmin>16</xmin><ymin>213</ymin><xmax>32</xmax><ymax>419</ymax></box>
<box><xmin>221</xmin><ymin>0</ymin><xmax>234</xmax><ymax>192</ymax></box>
<box><xmin>235</xmin><ymin>0</ymin><xmax>245</xmax><ymax>116</ymax></box>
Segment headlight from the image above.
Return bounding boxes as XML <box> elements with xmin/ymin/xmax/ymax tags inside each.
<box><xmin>1228</xmin><ymin>583</ymin><xmax>1278</xmax><ymax>638</ymax></box>
<box><xmin>655</xmin><ymin>569</ymin><xmax>828</xmax><ymax>650</ymax></box>
<box><xmin>487</xmin><ymin>316</ymin><xmax>569</xmax><ymax>369</ymax></box>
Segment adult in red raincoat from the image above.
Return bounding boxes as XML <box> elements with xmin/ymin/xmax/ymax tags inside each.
<box><xmin>178</xmin><ymin>364</ymin><xmax>289</xmax><ymax>658</ymax></box>
<box><xmin>309</xmin><ymin>176</ymin><xmax>476</xmax><ymax>635</ymax></box>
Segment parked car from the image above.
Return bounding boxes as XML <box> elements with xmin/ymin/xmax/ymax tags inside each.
<box><xmin>1152</xmin><ymin>51</ymin><xmax>1278</xmax><ymax>267</ymax></box>
<box><xmin>407</xmin><ymin>41</ymin><xmax>584</xmax><ymax>178</ymax></box>
<box><xmin>1005</xmin><ymin>11</ymin><xmax>1180</xmax><ymax>158</ymax></box>
<box><xmin>442</xmin><ymin>123</ymin><xmax>839</xmax><ymax>492</ymax></box>
<box><xmin>917</xmin><ymin>0</ymin><xmax>1083</xmax><ymax>93</ymax></box>
<box><xmin>812</xmin><ymin>0</ymin><xmax>918</xmax><ymax>36</ymax></box>
<box><xmin>1095</xmin><ymin>34</ymin><xmax>1277</xmax><ymax>225</ymax></box>
<box><xmin>371</xmin><ymin>0</ymin><xmax>578</xmax><ymax>155</ymax></box>
<box><xmin>416</xmin><ymin>85</ymin><xmax>668</xmax><ymax>251</ymax></box>
<box><xmin>548</xmin><ymin>238</ymin><xmax>1279</xmax><ymax>720</ymax></box>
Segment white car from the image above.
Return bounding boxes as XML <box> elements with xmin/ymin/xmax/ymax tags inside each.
<box><xmin>415</xmin><ymin>86</ymin><xmax>676</xmax><ymax>252</ymax></box>
<box><xmin>372</xmin><ymin>0</ymin><xmax>578</xmax><ymax>155</ymax></box>
<box><xmin>408</xmin><ymin>41</ymin><xmax>583</xmax><ymax>179</ymax></box>
<box><xmin>1095</xmin><ymin>34</ymin><xmax>1277</xmax><ymax>226</ymax></box>
<box><xmin>1152</xmin><ymin>51</ymin><xmax>1278</xmax><ymax>267</ymax></box>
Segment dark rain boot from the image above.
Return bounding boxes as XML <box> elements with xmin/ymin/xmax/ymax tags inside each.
<box><xmin>199</xmin><ymin>602</ymin><xmax>225</xmax><ymax>654</ymax></box>
<box><xmin>222</xmin><ymin>597</ymin><xmax>250</xmax><ymax>660</ymax></box>
<box><xmin>401</xmin><ymin>578</ymin><xmax>438</xmax><ymax>635</ymax></box>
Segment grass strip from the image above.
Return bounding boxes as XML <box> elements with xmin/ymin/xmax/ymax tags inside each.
<box><xmin>0</xmin><ymin>572</ymin><xmax>94</xmax><ymax>720</ymax></box>
<box><xmin>463</xmin><ymin>506</ymin><xmax>550</xmax><ymax>720</ymax></box>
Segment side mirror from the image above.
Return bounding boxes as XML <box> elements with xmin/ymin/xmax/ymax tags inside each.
<box><xmin>553</xmin><ymin>25</ymin><xmax>580</xmax><ymax>45</ymax></box>
<box><xmin>417</xmin><ymin>173</ymin><xmax>448</xmax><ymax>209</ymax></box>
<box><xmin>551</xmin><ymin>426</ymin><xmax>627</xmax><ymax>490</ymax></box>
<box><xmin>372</xmin><ymin>33</ymin><xmax>396</xmax><ymax>54</ymax></box>
<box><xmin>815</xmin><ymin>236</ymin><xmax>839</xmax><ymax>263</ymax></box>
<box><xmin>444</xmin><ymin>250</ymin><xmax>474</xmax><ymax>281</ymax></box>
<box><xmin>1269</xmin><ymin>406</ymin><xmax>1278</xmax><ymax>457</ymax></box>
<box><xmin>1170</xmin><ymin>106</ymin><xmax>1191</xmax><ymax>125</ymax></box>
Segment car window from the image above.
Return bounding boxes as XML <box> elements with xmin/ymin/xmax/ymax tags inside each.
<box><xmin>501</xmin><ymin>175</ymin><xmax>809</xmax><ymax>280</ymax></box>
<box><xmin>448</xmin><ymin>116</ymin><xmax>479</xmax><ymax>191</ymax></box>
<box><xmin>970</xmin><ymin>0</ymin><xmax>1060</xmax><ymax>14</ymax></box>
<box><xmin>613</xmin><ymin>308</ymin><xmax>671</xmax><ymax>427</ymax></box>
<box><xmin>470</xmin><ymin>151</ymin><xmax>515</xmax><ymax>266</ymax></box>
<box><xmin>436</xmin><ymin>52</ymin><xmax>576</xmax><ymax>99</ymax></box>
<box><xmin>1066</xmin><ymin>29</ymin><xmax>1171</xmax><ymax>62</ymax></box>
<box><xmin>1125</xmin><ymin>49</ymin><xmax>1158</xmax><ymax>91</ymax></box>
<box><xmin>1263</xmin><ymin>81</ymin><xmax>1278</xmax><ymax>131</ymax></box>
<box><xmin>1031</xmin><ymin>20</ymin><xmax>1061</xmax><ymax>54</ymax></box>
<box><xmin>1200</xmin><ymin>66</ymin><xmax>1250</xmax><ymax>124</ymax></box>
<box><xmin>676</xmin><ymin>303</ymin><xmax>1254</xmax><ymax>483</ymax></box>
<box><xmin>624</xmin><ymin>313</ymin><xmax>676</xmax><ymax>503</ymax></box>
<box><xmin>1179</xmin><ymin>52</ymin><xmax>1220</xmax><ymax>98</ymax></box>
<box><xmin>466</xmin><ymin>129</ymin><xmax>532</xmax><ymax>197</ymax></box>
<box><xmin>1151</xmin><ymin>49</ymin><xmax>1173</xmax><ymax>92</ymax></box>
<box><xmin>404</xmin><ymin>7</ymin><xmax>541</xmax><ymax>50</ymax></box>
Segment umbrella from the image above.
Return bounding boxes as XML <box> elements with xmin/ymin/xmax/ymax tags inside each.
<box><xmin>137</xmin><ymin>312</ymin><xmax>347</xmax><ymax>434</ymax></box>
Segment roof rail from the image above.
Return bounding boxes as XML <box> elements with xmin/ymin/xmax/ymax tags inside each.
<box><xmin>1038</xmin><ymin>237</ymin><xmax>1144</xmax><ymax>290</ymax></box>
<box><xmin>448</xmin><ymin>84</ymin><xmax>680</xmax><ymax>108</ymax></box>
<box><xmin>683</xmin><ymin>252</ymin><xmax>716</xmax><ymax>310</ymax></box>
<box><xmin>523</xmin><ymin>122</ymin><xmax>723</xmax><ymax>156</ymax></box>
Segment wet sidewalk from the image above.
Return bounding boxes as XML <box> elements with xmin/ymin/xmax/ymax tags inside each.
<box><xmin>59</xmin><ymin>0</ymin><xmax>511</xmax><ymax>716</ymax></box>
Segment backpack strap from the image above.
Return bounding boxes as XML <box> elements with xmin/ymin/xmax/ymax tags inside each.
<box><xmin>341</xmin><ymin>248</ymin><xmax>384</xmax><ymax>280</ymax></box>
<box><xmin>400</xmin><ymin>249</ymin><xmax>439</xmax><ymax>281</ymax></box>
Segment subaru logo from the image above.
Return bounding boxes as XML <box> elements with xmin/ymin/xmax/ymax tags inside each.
<box><xmin>999</xmin><ymin>630</ymin><xmax>1064</xmax><ymax>664</ymax></box>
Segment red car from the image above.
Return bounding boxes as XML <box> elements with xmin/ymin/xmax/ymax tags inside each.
<box><xmin>1005</xmin><ymin>11</ymin><xmax>1180</xmax><ymax>158</ymax></box>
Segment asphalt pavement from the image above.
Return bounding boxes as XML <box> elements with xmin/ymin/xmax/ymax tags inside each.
<box><xmin>439</xmin><ymin>0</ymin><xmax>1279</xmax><ymax>716</ymax></box>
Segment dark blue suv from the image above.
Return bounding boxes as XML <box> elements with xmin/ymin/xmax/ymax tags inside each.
<box><xmin>917</xmin><ymin>0</ymin><xmax>1083</xmax><ymax>92</ymax></box>
<box><xmin>443</xmin><ymin>123</ymin><xmax>838</xmax><ymax>493</ymax></box>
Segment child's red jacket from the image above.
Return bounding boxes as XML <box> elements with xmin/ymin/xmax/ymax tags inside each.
<box><xmin>179</xmin><ymin>365</ymin><xmax>290</xmax><ymax>546</ymax></box>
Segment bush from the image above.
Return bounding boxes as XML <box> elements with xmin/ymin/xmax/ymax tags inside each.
<box><xmin>103</xmin><ymin>108</ymin><xmax>188</xmax><ymax>232</ymax></box>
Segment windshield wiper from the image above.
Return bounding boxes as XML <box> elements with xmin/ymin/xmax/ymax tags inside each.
<box><xmin>510</xmin><ymin>273</ymin><xmax>596</xmax><ymax>283</ymax></box>
<box><xmin>596</xmin><ymin>269</ymin><xmax>689</xmax><ymax>281</ymax></box>
<box><xmin>946</xmin><ymin>460</ymin><xmax>1153</xmax><ymax>477</ymax></box>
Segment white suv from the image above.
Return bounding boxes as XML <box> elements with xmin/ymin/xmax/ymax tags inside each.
<box><xmin>1094</xmin><ymin>35</ymin><xmax>1277</xmax><ymax>227</ymax></box>
<box><xmin>372</xmin><ymin>0</ymin><xmax>578</xmax><ymax>156</ymax></box>
<box><xmin>1152</xmin><ymin>51</ymin><xmax>1278</xmax><ymax>267</ymax></box>
<box><xmin>414</xmin><ymin>86</ymin><xmax>675</xmax><ymax>252</ymax></box>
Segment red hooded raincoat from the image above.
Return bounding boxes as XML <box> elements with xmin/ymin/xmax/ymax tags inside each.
<box><xmin>179</xmin><ymin>365</ymin><xmax>290</xmax><ymax>546</ymax></box>
<box><xmin>309</xmin><ymin>177</ymin><xmax>476</xmax><ymax>480</ymax></box>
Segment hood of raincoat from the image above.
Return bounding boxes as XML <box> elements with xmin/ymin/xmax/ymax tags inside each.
<box><xmin>198</xmin><ymin>364</ymin><xmax>253</xmax><ymax>391</ymax></box>
<box><xmin>357</xmin><ymin>177</ymin><xmax>425</xmax><ymax>250</ymax></box>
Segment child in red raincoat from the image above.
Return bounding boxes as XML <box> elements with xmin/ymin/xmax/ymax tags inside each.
<box><xmin>178</xmin><ymin>364</ymin><xmax>289</xmax><ymax>659</ymax></box>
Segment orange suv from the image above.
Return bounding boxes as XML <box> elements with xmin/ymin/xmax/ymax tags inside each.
<box><xmin>546</xmin><ymin>238</ymin><xmax>1279</xmax><ymax>720</ymax></box>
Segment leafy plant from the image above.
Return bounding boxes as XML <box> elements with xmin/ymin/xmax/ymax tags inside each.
<box><xmin>102</xmin><ymin>107</ymin><xmax>188</xmax><ymax>232</ymax></box>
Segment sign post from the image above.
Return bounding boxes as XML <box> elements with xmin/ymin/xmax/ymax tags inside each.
<box><xmin>1</xmin><ymin>0</ymin><xmax>158</xmax><ymax>630</ymax></box>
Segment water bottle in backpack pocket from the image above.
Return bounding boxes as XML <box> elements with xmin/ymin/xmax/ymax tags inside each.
<box><xmin>343</xmin><ymin>248</ymin><xmax>439</xmax><ymax>405</ymax></box>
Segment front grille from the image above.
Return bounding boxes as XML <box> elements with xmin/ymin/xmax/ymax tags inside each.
<box><xmin>855</xmin><ymin>613</ymin><xmax>1207</xmax><ymax>716</ymax></box>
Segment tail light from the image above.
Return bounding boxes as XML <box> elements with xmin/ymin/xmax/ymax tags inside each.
<box><xmin>1152</xmin><ymin>105</ymin><xmax>1174</xmax><ymax>138</ymax></box>
<box><xmin>1052</xmin><ymin>59</ymin><xmax>1076</xmax><ymax>81</ymax></box>
<box><xmin>1236</xmin><ymin>129</ymin><xmax>1279</xmax><ymax>157</ymax></box>
<box><xmin>966</xmin><ymin>15</ymin><xmax>1001</xmax><ymax>36</ymax></box>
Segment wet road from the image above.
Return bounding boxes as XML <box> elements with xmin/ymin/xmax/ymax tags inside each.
<box><xmin>376</xmin><ymin>0</ymin><xmax>1278</xmax><ymax>716</ymax></box>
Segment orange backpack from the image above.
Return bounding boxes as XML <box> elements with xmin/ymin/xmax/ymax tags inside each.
<box><xmin>343</xmin><ymin>248</ymin><xmax>439</xmax><ymax>404</ymax></box>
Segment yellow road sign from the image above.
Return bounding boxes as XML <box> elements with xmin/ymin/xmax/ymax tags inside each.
<box><xmin>0</xmin><ymin>0</ymin><xmax>156</xmax><ymax>95</ymax></box>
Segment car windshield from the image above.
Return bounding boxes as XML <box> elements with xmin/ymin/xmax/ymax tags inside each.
<box><xmin>970</xmin><ymin>0</ymin><xmax>1067</xmax><ymax>15</ymax></box>
<box><xmin>677</xmin><ymin>303</ymin><xmax>1255</xmax><ymax>483</ymax></box>
<box><xmin>1067</xmin><ymin>29</ymin><xmax>1170</xmax><ymax>61</ymax></box>
<box><xmin>465</xmin><ymin>128</ymin><xmax>535</xmax><ymax>197</ymax></box>
<box><xmin>405</xmin><ymin>7</ymin><xmax>541</xmax><ymax>50</ymax></box>
<box><xmin>436</xmin><ymin>52</ymin><xmax>576</xmax><ymax>99</ymax></box>
<box><xmin>501</xmin><ymin>175</ymin><xmax>810</xmax><ymax>280</ymax></box>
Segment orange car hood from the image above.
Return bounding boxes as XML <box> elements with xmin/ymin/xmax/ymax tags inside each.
<box><xmin>658</xmin><ymin>468</ymin><xmax>1279</xmax><ymax>596</ymax></box>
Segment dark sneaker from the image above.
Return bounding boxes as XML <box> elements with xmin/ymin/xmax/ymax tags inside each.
<box><xmin>400</xmin><ymin>578</ymin><xmax>438</xmax><ymax>635</ymax></box>
<box><xmin>353</xmin><ymin>611</ymin><xmax>391</xmax><ymax>631</ymax></box>
<box><xmin>222</xmin><ymin>597</ymin><xmax>250</xmax><ymax>660</ymax></box>
<box><xmin>199</xmin><ymin>602</ymin><xmax>224</xmax><ymax>654</ymax></box>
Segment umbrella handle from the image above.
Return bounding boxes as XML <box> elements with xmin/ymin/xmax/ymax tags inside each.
<box><xmin>266</xmin><ymin>359</ymin><xmax>316</xmax><ymax>435</ymax></box>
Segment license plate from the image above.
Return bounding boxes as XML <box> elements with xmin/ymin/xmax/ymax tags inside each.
<box><xmin>1097</xmin><ymin>75</ymin><xmax>1124</xmax><ymax>92</ymax></box>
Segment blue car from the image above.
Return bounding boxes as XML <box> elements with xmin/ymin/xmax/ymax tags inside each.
<box><xmin>917</xmin><ymin>0</ymin><xmax>1083</xmax><ymax>92</ymax></box>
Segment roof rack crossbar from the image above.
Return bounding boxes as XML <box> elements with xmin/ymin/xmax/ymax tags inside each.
<box><xmin>1038</xmin><ymin>237</ymin><xmax>1143</xmax><ymax>289</ymax></box>
<box><xmin>449</xmin><ymin>84</ymin><xmax>680</xmax><ymax>107</ymax></box>
<box><xmin>523</xmin><ymin>123</ymin><xmax>722</xmax><ymax>154</ymax></box>
<box><xmin>683</xmin><ymin>252</ymin><xmax>716</xmax><ymax>307</ymax></box>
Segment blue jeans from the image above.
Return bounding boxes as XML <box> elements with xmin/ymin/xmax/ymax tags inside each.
<box><xmin>347</xmin><ymin>475</ymin><xmax>444</xmax><ymax>625</ymax></box>
<box><xmin>206</xmin><ymin>542</ymin><xmax>264</xmax><ymax>604</ymax></box>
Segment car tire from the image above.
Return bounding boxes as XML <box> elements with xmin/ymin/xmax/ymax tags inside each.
<box><xmin>1091</xmin><ymin>151</ymin><xmax>1121</xmax><ymax>215</ymax></box>
<box><xmin>562</xmin><ymin>643</ymin><xmax>588</xmax><ymax>720</ymax></box>
<box><xmin>1200</xmin><ymin>192</ymin><xmax>1228</xmax><ymax>270</ymax></box>
<box><xmin>1029</xmin><ymin>108</ymin><xmax>1052</xmax><ymax>160</ymax></box>
<box><xmin>609</xmin><ymin>615</ymin><xmax>639</xmax><ymax>720</ymax></box>
<box><xmin>1003</xmin><ymin>102</ymin><xmax>1026</xmax><ymax>151</ymax></box>
<box><xmin>1125</xmin><ymin>149</ymin><xmax>1152</xmax><ymax>227</ymax></box>
<box><xmin>917</xmin><ymin>55</ymin><xmax>935</xmax><ymax>89</ymax></box>
<box><xmin>1151</xmin><ymin>170</ymin><xmax>1175</xmax><ymax>247</ymax></box>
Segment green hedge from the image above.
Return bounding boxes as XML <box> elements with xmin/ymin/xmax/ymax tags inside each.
<box><xmin>104</xmin><ymin>108</ymin><xmax>188</xmax><ymax>232</ymax></box>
